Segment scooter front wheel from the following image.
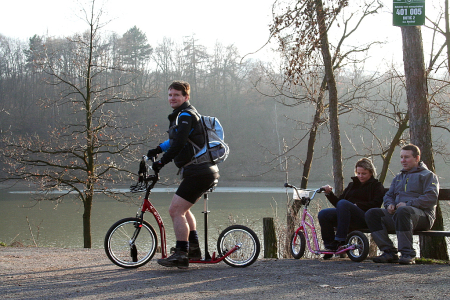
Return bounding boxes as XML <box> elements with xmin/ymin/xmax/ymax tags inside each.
<box><xmin>346</xmin><ymin>230</ymin><xmax>369</xmax><ymax>262</ymax></box>
<box><xmin>104</xmin><ymin>217</ymin><xmax>157</xmax><ymax>268</ymax></box>
<box><xmin>290</xmin><ymin>231</ymin><xmax>306</xmax><ymax>259</ymax></box>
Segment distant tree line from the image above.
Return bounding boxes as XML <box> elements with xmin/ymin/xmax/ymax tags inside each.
<box><xmin>1</xmin><ymin>27</ymin><xmax>450</xmax><ymax>185</ymax></box>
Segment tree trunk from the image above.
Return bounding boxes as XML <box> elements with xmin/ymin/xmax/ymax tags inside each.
<box><xmin>401</xmin><ymin>26</ymin><xmax>448</xmax><ymax>260</ymax></box>
<box><xmin>301</xmin><ymin>85</ymin><xmax>325</xmax><ymax>189</ymax></box>
<box><xmin>368</xmin><ymin>235</ymin><xmax>378</xmax><ymax>258</ymax></box>
<box><xmin>402</xmin><ymin>27</ymin><xmax>433</xmax><ymax>165</ymax></box>
<box><xmin>286</xmin><ymin>200</ymin><xmax>302</xmax><ymax>258</ymax></box>
<box><xmin>315</xmin><ymin>0</ymin><xmax>344</xmax><ymax>195</ymax></box>
<box><xmin>379</xmin><ymin>113</ymin><xmax>409</xmax><ymax>185</ymax></box>
<box><xmin>83</xmin><ymin>193</ymin><xmax>93</xmax><ymax>248</ymax></box>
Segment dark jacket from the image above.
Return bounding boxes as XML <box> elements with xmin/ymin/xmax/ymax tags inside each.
<box><xmin>326</xmin><ymin>176</ymin><xmax>385</xmax><ymax>212</ymax></box>
<box><xmin>160</xmin><ymin>101</ymin><xmax>218</xmax><ymax>176</ymax></box>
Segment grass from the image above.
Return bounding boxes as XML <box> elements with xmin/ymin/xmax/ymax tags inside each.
<box><xmin>415</xmin><ymin>257</ymin><xmax>449</xmax><ymax>265</ymax></box>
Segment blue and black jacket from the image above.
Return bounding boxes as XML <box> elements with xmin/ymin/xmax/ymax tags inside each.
<box><xmin>159</xmin><ymin>101</ymin><xmax>218</xmax><ymax>176</ymax></box>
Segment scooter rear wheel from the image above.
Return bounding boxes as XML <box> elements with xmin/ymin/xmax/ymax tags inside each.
<box><xmin>217</xmin><ymin>225</ymin><xmax>260</xmax><ymax>267</ymax></box>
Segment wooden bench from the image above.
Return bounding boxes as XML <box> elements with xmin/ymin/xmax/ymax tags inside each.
<box><xmin>356</xmin><ymin>188</ymin><xmax>450</xmax><ymax>237</ymax></box>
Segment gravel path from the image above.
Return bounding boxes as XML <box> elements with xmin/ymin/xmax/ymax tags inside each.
<box><xmin>1</xmin><ymin>247</ymin><xmax>450</xmax><ymax>299</ymax></box>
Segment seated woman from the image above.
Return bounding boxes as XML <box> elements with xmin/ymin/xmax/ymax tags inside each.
<box><xmin>318</xmin><ymin>158</ymin><xmax>385</xmax><ymax>258</ymax></box>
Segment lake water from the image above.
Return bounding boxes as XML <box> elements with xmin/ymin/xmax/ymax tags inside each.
<box><xmin>0</xmin><ymin>186</ymin><xmax>318</xmax><ymax>251</ymax></box>
<box><xmin>2</xmin><ymin>186</ymin><xmax>449</xmax><ymax>258</ymax></box>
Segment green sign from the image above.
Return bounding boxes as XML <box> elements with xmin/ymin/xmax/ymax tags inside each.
<box><xmin>393</xmin><ymin>0</ymin><xmax>425</xmax><ymax>26</ymax></box>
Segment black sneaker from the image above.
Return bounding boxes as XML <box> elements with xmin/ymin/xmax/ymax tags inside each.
<box><xmin>373</xmin><ymin>252</ymin><xmax>399</xmax><ymax>263</ymax></box>
<box><xmin>326</xmin><ymin>240</ymin><xmax>346</xmax><ymax>251</ymax></box>
<box><xmin>188</xmin><ymin>243</ymin><xmax>202</xmax><ymax>260</ymax></box>
<box><xmin>157</xmin><ymin>248</ymin><xmax>189</xmax><ymax>269</ymax></box>
<box><xmin>399</xmin><ymin>255</ymin><xmax>415</xmax><ymax>265</ymax></box>
<box><xmin>323</xmin><ymin>254</ymin><xmax>333</xmax><ymax>260</ymax></box>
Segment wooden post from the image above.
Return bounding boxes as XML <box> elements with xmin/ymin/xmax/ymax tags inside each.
<box><xmin>263</xmin><ymin>217</ymin><xmax>278</xmax><ymax>258</ymax></box>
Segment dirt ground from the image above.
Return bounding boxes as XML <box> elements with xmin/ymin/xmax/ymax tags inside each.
<box><xmin>1</xmin><ymin>247</ymin><xmax>450</xmax><ymax>299</ymax></box>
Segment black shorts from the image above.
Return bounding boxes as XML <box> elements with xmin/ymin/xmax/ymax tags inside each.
<box><xmin>175</xmin><ymin>172</ymin><xmax>220</xmax><ymax>204</ymax></box>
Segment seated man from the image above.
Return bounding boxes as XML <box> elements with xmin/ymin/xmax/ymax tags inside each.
<box><xmin>365</xmin><ymin>144</ymin><xmax>439</xmax><ymax>265</ymax></box>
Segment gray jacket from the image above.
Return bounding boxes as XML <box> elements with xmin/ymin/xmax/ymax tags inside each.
<box><xmin>384</xmin><ymin>161</ymin><xmax>439</xmax><ymax>226</ymax></box>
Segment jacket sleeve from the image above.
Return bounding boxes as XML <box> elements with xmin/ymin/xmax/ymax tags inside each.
<box><xmin>383</xmin><ymin>175</ymin><xmax>398</xmax><ymax>208</ymax></box>
<box><xmin>325</xmin><ymin>192</ymin><xmax>339</xmax><ymax>207</ymax></box>
<box><xmin>159</xmin><ymin>140</ymin><xmax>170</xmax><ymax>152</ymax></box>
<box><xmin>405</xmin><ymin>172</ymin><xmax>439</xmax><ymax>210</ymax></box>
<box><xmin>160</xmin><ymin>112</ymin><xmax>193</xmax><ymax>165</ymax></box>
<box><xmin>355</xmin><ymin>182</ymin><xmax>385</xmax><ymax>211</ymax></box>
<box><xmin>325</xmin><ymin>183</ymin><xmax>352</xmax><ymax>207</ymax></box>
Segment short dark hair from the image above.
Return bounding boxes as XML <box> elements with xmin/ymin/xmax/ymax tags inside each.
<box><xmin>168</xmin><ymin>81</ymin><xmax>190</xmax><ymax>96</ymax></box>
<box><xmin>401</xmin><ymin>144</ymin><xmax>421</xmax><ymax>158</ymax></box>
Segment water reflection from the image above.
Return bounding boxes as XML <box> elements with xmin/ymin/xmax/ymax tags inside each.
<box><xmin>0</xmin><ymin>188</ymin><xmax>307</xmax><ymax>250</ymax></box>
<box><xmin>1</xmin><ymin>188</ymin><xmax>449</xmax><ymax>258</ymax></box>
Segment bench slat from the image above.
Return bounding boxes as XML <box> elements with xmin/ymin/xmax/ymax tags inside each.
<box><xmin>352</xmin><ymin>229</ymin><xmax>450</xmax><ymax>237</ymax></box>
<box><xmin>414</xmin><ymin>230</ymin><xmax>450</xmax><ymax>237</ymax></box>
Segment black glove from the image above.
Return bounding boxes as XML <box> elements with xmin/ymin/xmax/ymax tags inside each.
<box><xmin>152</xmin><ymin>160</ymin><xmax>164</xmax><ymax>173</ymax></box>
<box><xmin>147</xmin><ymin>146</ymin><xmax>162</xmax><ymax>159</ymax></box>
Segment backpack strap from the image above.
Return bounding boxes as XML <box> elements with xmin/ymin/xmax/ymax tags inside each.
<box><xmin>174</xmin><ymin>109</ymin><xmax>207</xmax><ymax>173</ymax></box>
<box><xmin>175</xmin><ymin>109</ymin><xmax>204</xmax><ymax>150</ymax></box>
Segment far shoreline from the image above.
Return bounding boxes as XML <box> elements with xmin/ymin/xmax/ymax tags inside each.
<box><xmin>2</xmin><ymin>180</ymin><xmax>312</xmax><ymax>194</ymax></box>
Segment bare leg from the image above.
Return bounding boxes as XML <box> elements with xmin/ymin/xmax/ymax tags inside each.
<box><xmin>157</xmin><ymin>194</ymin><xmax>193</xmax><ymax>268</ymax></box>
<box><xmin>185</xmin><ymin>207</ymin><xmax>197</xmax><ymax>232</ymax></box>
<box><xmin>169</xmin><ymin>194</ymin><xmax>194</xmax><ymax>241</ymax></box>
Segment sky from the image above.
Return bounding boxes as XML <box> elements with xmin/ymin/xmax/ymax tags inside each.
<box><xmin>0</xmin><ymin>0</ymin><xmax>443</xmax><ymax>68</ymax></box>
<box><xmin>0</xmin><ymin>0</ymin><xmax>276</xmax><ymax>60</ymax></box>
